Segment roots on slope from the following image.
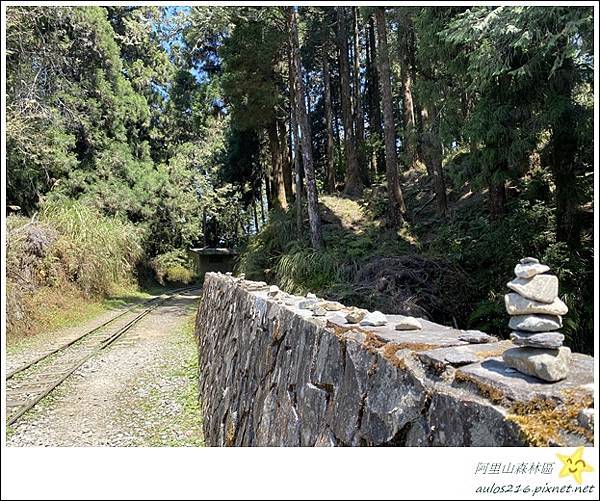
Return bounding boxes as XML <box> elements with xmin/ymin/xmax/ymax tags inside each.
<box><xmin>331</xmin><ymin>255</ymin><xmax>477</xmax><ymax>327</ymax></box>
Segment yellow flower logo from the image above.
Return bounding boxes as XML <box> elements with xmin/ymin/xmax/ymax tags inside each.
<box><xmin>557</xmin><ymin>447</ymin><xmax>594</xmax><ymax>484</ymax></box>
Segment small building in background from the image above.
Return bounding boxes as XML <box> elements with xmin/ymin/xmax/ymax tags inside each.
<box><xmin>188</xmin><ymin>247</ymin><xmax>238</xmax><ymax>281</ymax></box>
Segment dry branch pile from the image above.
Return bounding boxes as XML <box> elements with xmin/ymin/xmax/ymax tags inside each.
<box><xmin>332</xmin><ymin>255</ymin><xmax>477</xmax><ymax>326</ymax></box>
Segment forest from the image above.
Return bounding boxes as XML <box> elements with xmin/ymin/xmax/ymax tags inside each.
<box><xmin>5</xmin><ymin>5</ymin><xmax>594</xmax><ymax>354</ymax></box>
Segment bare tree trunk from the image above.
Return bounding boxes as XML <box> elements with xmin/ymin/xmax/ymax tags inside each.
<box><xmin>333</xmin><ymin>87</ymin><xmax>342</xmax><ymax>155</ymax></box>
<box><xmin>352</xmin><ymin>7</ymin><xmax>367</xmax><ymax>184</ymax></box>
<box><xmin>289</xmin><ymin>36</ymin><xmax>304</xmax><ymax>237</ymax></box>
<box><xmin>253</xmin><ymin>199</ymin><xmax>259</xmax><ymax>233</ymax></box>
<box><xmin>421</xmin><ymin>106</ymin><xmax>447</xmax><ymax>216</ymax></box>
<box><xmin>264</xmin><ymin>161</ymin><xmax>273</xmax><ymax>211</ymax></box>
<box><xmin>267</xmin><ymin>121</ymin><xmax>288</xmax><ymax>210</ymax></box>
<box><xmin>367</xmin><ymin>15</ymin><xmax>384</xmax><ymax>176</ymax></box>
<box><xmin>550</xmin><ymin>130</ymin><xmax>580</xmax><ymax>249</ymax></box>
<box><xmin>336</xmin><ymin>6</ymin><xmax>363</xmax><ymax>198</ymax></box>
<box><xmin>290</xmin><ymin>7</ymin><xmax>323</xmax><ymax>249</ymax></box>
<box><xmin>414</xmin><ymin>97</ymin><xmax>424</xmax><ymax>164</ymax></box>
<box><xmin>375</xmin><ymin>7</ymin><xmax>406</xmax><ymax>228</ymax></box>
<box><xmin>408</xmin><ymin>10</ymin><xmax>423</xmax><ymax>164</ymax></box>
<box><xmin>278</xmin><ymin>119</ymin><xmax>294</xmax><ymax>202</ymax></box>
<box><xmin>398</xmin><ymin>10</ymin><xmax>418</xmax><ymax>170</ymax></box>
<box><xmin>548</xmin><ymin>58</ymin><xmax>581</xmax><ymax>250</ymax></box>
<box><xmin>202</xmin><ymin>207</ymin><xmax>207</xmax><ymax>247</ymax></box>
<box><xmin>295</xmin><ymin>146</ymin><xmax>304</xmax><ymax>240</ymax></box>
<box><xmin>260</xmin><ymin>177</ymin><xmax>266</xmax><ymax>224</ymax></box>
<box><xmin>488</xmin><ymin>178</ymin><xmax>506</xmax><ymax>220</ymax></box>
<box><xmin>323</xmin><ymin>54</ymin><xmax>336</xmax><ymax>193</ymax></box>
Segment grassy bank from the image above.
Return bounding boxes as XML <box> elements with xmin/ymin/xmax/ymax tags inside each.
<box><xmin>6</xmin><ymin>200</ymin><xmax>143</xmax><ymax>343</ymax></box>
<box><xmin>5</xmin><ymin>285</ymin><xmax>156</xmax><ymax>351</ymax></box>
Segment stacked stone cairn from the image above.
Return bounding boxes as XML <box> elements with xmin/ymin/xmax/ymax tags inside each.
<box><xmin>502</xmin><ymin>257</ymin><xmax>571</xmax><ymax>382</ymax></box>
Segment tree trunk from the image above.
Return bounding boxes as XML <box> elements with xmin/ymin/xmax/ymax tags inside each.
<box><xmin>365</xmin><ymin>22</ymin><xmax>375</xmax><ymax>176</ymax></box>
<box><xmin>398</xmin><ymin>10</ymin><xmax>418</xmax><ymax>170</ymax></box>
<box><xmin>333</xmin><ymin>89</ymin><xmax>342</xmax><ymax>155</ymax></box>
<box><xmin>548</xmin><ymin>59</ymin><xmax>581</xmax><ymax>250</ymax></box>
<box><xmin>267</xmin><ymin>121</ymin><xmax>287</xmax><ymax>210</ymax></box>
<box><xmin>264</xmin><ymin>163</ymin><xmax>273</xmax><ymax>211</ymax></box>
<box><xmin>253</xmin><ymin>199</ymin><xmax>259</xmax><ymax>233</ymax></box>
<box><xmin>551</xmin><ymin>134</ymin><xmax>580</xmax><ymax>249</ymax></box>
<box><xmin>202</xmin><ymin>207</ymin><xmax>208</xmax><ymax>246</ymax></box>
<box><xmin>375</xmin><ymin>7</ymin><xmax>406</xmax><ymax>228</ymax></box>
<box><xmin>295</xmin><ymin>147</ymin><xmax>304</xmax><ymax>240</ymax></box>
<box><xmin>421</xmin><ymin>106</ymin><xmax>447</xmax><ymax>216</ymax></box>
<box><xmin>278</xmin><ymin>119</ymin><xmax>294</xmax><ymax>202</ymax></box>
<box><xmin>367</xmin><ymin>15</ymin><xmax>384</xmax><ymax>176</ymax></box>
<box><xmin>352</xmin><ymin>7</ymin><xmax>368</xmax><ymax>185</ymax></box>
<box><xmin>408</xmin><ymin>11</ymin><xmax>423</xmax><ymax>164</ymax></box>
<box><xmin>289</xmin><ymin>35</ymin><xmax>304</xmax><ymax>237</ymax></box>
<box><xmin>336</xmin><ymin>6</ymin><xmax>363</xmax><ymax>198</ymax></box>
<box><xmin>260</xmin><ymin>177</ymin><xmax>266</xmax><ymax>224</ymax></box>
<box><xmin>488</xmin><ymin>179</ymin><xmax>506</xmax><ymax>220</ymax></box>
<box><xmin>290</xmin><ymin>7</ymin><xmax>323</xmax><ymax>249</ymax></box>
<box><xmin>414</xmin><ymin>98</ymin><xmax>424</xmax><ymax>164</ymax></box>
<box><xmin>323</xmin><ymin>54</ymin><xmax>336</xmax><ymax>193</ymax></box>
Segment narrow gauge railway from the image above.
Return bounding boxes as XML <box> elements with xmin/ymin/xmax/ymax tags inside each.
<box><xmin>6</xmin><ymin>287</ymin><xmax>200</xmax><ymax>425</ymax></box>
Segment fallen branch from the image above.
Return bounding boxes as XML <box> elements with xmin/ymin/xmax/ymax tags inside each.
<box><xmin>413</xmin><ymin>193</ymin><xmax>436</xmax><ymax>217</ymax></box>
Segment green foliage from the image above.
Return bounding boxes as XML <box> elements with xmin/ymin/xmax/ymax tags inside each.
<box><xmin>5</xmin><ymin>5</ymin><xmax>594</xmax><ymax>357</ymax></box>
<box><xmin>7</xmin><ymin>6</ymin><xmax>150</xmax><ymax>219</ymax></box>
<box><xmin>6</xmin><ymin>5</ymin><xmax>244</xmax><ymax>259</ymax></box>
<box><xmin>219</xmin><ymin>7</ymin><xmax>287</xmax><ymax>130</ymax></box>
<box><xmin>237</xmin><ymin>209</ymin><xmax>298</xmax><ymax>280</ymax></box>
<box><xmin>437</xmin><ymin>6</ymin><xmax>593</xmax><ymax>193</ymax></box>
<box><xmin>151</xmin><ymin>250</ymin><xmax>196</xmax><ymax>285</ymax></box>
<box><xmin>539</xmin><ymin>242</ymin><xmax>593</xmax><ymax>354</ymax></box>
<box><xmin>424</xmin><ymin>188</ymin><xmax>593</xmax><ymax>354</ymax></box>
<box><xmin>276</xmin><ymin>247</ymin><xmax>344</xmax><ymax>294</ymax></box>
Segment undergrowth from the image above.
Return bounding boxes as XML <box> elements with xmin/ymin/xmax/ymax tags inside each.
<box><xmin>424</xmin><ymin>195</ymin><xmax>593</xmax><ymax>354</ymax></box>
<box><xmin>237</xmin><ymin>173</ymin><xmax>593</xmax><ymax>355</ymax></box>
<box><xmin>151</xmin><ymin>249</ymin><xmax>196</xmax><ymax>285</ymax></box>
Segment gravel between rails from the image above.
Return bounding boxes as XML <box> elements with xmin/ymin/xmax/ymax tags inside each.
<box><xmin>6</xmin><ymin>290</ymin><xmax>204</xmax><ymax>447</ymax></box>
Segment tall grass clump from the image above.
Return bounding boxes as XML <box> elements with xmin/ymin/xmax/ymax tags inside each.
<box><xmin>238</xmin><ymin>206</ymin><xmax>354</xmax><ymax>294</ymax></box>
<box><xmin>276</xmin><ymin>246</ymin><xmax>346</xmax><ymax>294</ymax></box>
<box><xmin>40</xmin><ymin>200</ymin><xmax>143</xmax><ymax>294</ymax></box>
<box><xmin>237</xmin><ymin>209</ymin><xmax>298</xmax><ymax>281</ymax></box>
<box><xmin>6</xmin><ymin>199</ymin><xmax>143</xmax><ymax>339</ymax></box>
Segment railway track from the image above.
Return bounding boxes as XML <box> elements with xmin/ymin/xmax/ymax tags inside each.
<box><xmin>5</xmin><ymin>286</ymin><xmax>200</xmax><ymax>426</ymax></box>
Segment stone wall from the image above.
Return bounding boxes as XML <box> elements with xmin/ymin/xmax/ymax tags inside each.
<box><xmin>196</xmin><ymin>273</ymin><xmax>594</xmax><ymax>447</ymax></box>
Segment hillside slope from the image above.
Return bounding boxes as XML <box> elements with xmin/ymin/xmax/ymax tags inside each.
<box><xmin>238</xmin><ymin>166</ymin><xmax>593</xmax><ymax>354</ymax></box>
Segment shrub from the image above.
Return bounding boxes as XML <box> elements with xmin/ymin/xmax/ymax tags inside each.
<box><xmin>426</xmin><ymin>195</ymin><xmax>593</xmax><ymax>354</ymax></box>
<box><xmin>275</xmin><ymin>246</ymin><xmax>346</xmax><ymax>294</ymax></box>
<box><xmin>40</xmin><ymin>199</ymin><xmax>143</xmax><ymax>294</ymax></box>
<box><xmin>236</xmin><ymin>208</ymin><xmax>298</xmax><ymax>281</ymax></box>
<box><xmin>151</xmin><ymin>249</ymin><xmax>196</xmax><ymax>285</ymax></box>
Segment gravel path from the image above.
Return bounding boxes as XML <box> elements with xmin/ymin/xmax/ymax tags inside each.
<box><xmin>6</xmin><ymin>290</ymin><xmax>203</xmax><ymax>447</ymax></box>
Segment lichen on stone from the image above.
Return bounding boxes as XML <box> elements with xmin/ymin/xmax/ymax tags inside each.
<box><xmin>507</xmin><ymin>390</ymin><xmax>593</xmax><ymax>446</ymax></box>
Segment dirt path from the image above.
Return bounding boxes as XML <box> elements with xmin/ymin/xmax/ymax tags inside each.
<box><xmin>6</xmin><ymin>290</ymin><xmax>203</xmax><ymax>447</ymax></box>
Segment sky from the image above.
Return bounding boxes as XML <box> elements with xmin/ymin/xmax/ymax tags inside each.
<box><xmin>159</xmin><ymin>6</ymin><xmax>210</xmax><ymax>84</ymax></box>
